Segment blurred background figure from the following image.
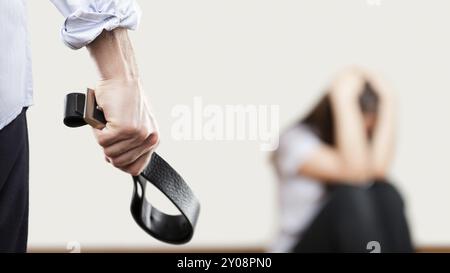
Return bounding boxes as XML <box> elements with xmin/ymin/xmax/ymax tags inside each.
<box><xmin>270</xmin><ymin>68</ymin><xmax>413</xmax><ymax>253</ymax></box>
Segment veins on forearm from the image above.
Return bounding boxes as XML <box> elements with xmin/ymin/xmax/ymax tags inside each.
<box><xmin>88</xmin><ymin>28</ymin><xmax>139</xmax><ymax>81</ymax></box>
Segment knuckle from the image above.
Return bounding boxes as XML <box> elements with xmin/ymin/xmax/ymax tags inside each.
<box><xmin>146</xmin><ymin>132</ymin><xmax>160</xmax><ymax>148</ymax></box>
<box><xmin>120</xmin><ymin>124</ymin><xmax>140</xmax><ymax>136</ymax></box>
<box><xmin>97</xmin><ymin>136</ymin><xmax>108</xmax><ymax>147</ymax></box>
<box><xmin>119</xmin><ymin>124</ymin><xmax>149</xmax><ymax>142</ymax></box>
<box><xmin>110</xmin><ymin>158</ymin><xmax>125</xmax><ymax>168</ymax></box>
<box><xmin>97</xmin><ymin>131</ymin><xmax>119</xmax><ymax>147</ymax></box>
<box><xmin>110</xmin><ymin>160</ymin><xmax>120</xmax><ymax>168</ymax></box>
<box><xmin>137</xmin><ymin>129</ymin><xmax>149</xmax><ymax>142</ymax></box>
<box><xmin>152</xmin><ymin>132</ymin><xmax>160</xmax><ymax>146</ymax></box>
<box><xmin>103</xmin><ymin>148</ymin><xmax>114</xmax><ymax>158</ymax></box>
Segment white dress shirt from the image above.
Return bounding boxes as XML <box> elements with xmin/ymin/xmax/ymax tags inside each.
<box><xmin>0</xmin><ymin>0</ymin><xmax>141</xmax><ymax>130</ymax></box>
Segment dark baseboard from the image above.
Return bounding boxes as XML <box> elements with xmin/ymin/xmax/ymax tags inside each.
<box><xmin>27</xmin><ymin>246</ymin><xmax>450</xmax><ymax>253</ymax></box>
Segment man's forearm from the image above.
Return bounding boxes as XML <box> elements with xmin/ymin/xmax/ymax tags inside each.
<box><xmin>87</xmin><ymin>28</ymin><xmax>139</xmax><ymax>81</ymax></box>
<box><xmin>84</xmin><ymin>28</ymin><xmax>159</xmax><ymax>176</ymax></box>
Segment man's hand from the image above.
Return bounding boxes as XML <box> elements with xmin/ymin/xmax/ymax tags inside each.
<box><xmin>93</xmin><ymin>78</ymin><xmax>159</xmax><ymax>176</ymax></box>
<box><xmin>87</xmin><ymin>28</ymin><xmax>159</xmax><ymax>176</ymax></box>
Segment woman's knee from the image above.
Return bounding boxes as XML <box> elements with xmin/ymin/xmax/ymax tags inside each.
<box><xmin>326</xmin><ymin>185</ymin><xmax>381</xmax><ymax>242</ymax></box>
<box><xmin>329</xmin><ymin>185</ymin><xmax>369</xmax><ymax>204</ymax></box>
<box><xmin>370</xmin><ymin>182</ymin><xmax>405</xmax><ymax>209</ymax></box>
<box><xmin>327</xmin><ymin>185</ymin><xmax>376</xmax><ymax>219</ymax></box>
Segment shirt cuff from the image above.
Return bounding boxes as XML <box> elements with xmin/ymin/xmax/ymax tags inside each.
<box><xmin>51</xmin><ymin>0</ymin><xmax>141</xmax><ymax>50</ymax></box>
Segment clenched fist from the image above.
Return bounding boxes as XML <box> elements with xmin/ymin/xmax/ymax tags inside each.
<box><xmin>87</xmin><ymin>28</ymin><xmax>159</xmax><ymax>176</ymax></box>
<box><xmin>93</xmin><ymin>78</ymin><xmax>159</xmax><ymax>176</ymax></box>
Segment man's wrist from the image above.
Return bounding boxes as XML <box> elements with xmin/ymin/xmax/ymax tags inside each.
<box><xmin>87</xmin><ymin>28</ymin><xmax>139</xmax><ymax>81</ymax></box>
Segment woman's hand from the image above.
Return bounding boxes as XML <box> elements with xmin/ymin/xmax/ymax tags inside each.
<box><xmin>323</xmin><ymin>67</ymin><xmax>372</xmax><ymax>183</ymax></box>
<box><xmin>330</xmin><ymin>67</ymin><xmax>366</xmax><ymax>100</ymax></box>
<box><xmin>363</xmin><ymin>70</ymin><xmax>395</xmax><ymax>102</ymax></box>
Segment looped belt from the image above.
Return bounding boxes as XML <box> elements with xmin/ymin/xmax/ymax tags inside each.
<box><xmin>63</xmin><ymin>90</ymin><xmax>200</xmax><ymax>244</ymax></box>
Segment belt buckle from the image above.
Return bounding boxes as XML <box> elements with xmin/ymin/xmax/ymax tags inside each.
<box><xmin>84</xmin><ymin>88</ymin><xmax>106</xmax><ymax>130</ymax></box>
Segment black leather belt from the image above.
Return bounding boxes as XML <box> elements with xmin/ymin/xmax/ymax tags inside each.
<box><xmin>63</xmin><ymin>89</ymin><xmax>200</xmax><ymax>244</ymax></box>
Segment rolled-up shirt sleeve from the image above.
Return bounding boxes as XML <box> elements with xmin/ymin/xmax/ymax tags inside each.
<box><xmin>50</xmin><ymin>0</ymin><xmax>141</xmax><ymax>49</ymax></box>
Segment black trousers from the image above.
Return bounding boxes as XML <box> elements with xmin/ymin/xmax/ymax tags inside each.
<box><xmin>0</xmin><ymin>108</ymin><xmax>29</xmax><ymax>253</ymax></box>
<box><xmin>292</xmin><ymin>181</ymin><xmax>413</xmax><ymax>253</ymax></box>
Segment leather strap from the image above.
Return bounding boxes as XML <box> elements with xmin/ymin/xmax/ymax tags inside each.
<box><xmin>63</xmin><ymin>91</ymin><xmax>200</xmax><ymax>244</ymax></box>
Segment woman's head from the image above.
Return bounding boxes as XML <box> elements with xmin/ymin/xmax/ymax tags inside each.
<box><xmin>302</xmin><ymin>81</ymin><xmax>379</xmax><ymax>145</ymax></box>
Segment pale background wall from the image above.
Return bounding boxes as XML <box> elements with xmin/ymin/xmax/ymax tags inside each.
<box><xmin>27</xmin><ymin>0</ymin><xmax>450</xmax><ymax>249</ymax></box>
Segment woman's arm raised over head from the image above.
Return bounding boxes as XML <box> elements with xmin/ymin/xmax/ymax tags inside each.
<box><xmin>366</xmin><ymin>72</ymin><xmax>396</xmax><ymax>179</ymax></box>
<box><xmin>298</xmin><ymin>68</ymin><xmax>373</xmax><ymax>184</ymax></box>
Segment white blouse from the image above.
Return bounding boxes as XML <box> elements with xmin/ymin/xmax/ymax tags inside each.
<box><xmin>270</xmin><ymin>125</ymin><xmax>327</xmax><ymax>252</ymax></box>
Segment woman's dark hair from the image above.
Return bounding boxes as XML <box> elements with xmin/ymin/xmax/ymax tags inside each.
<box><xmin>301</xmin><ymin>82</ymin><xmax>379</xmax><ymax>146</ymax></box>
